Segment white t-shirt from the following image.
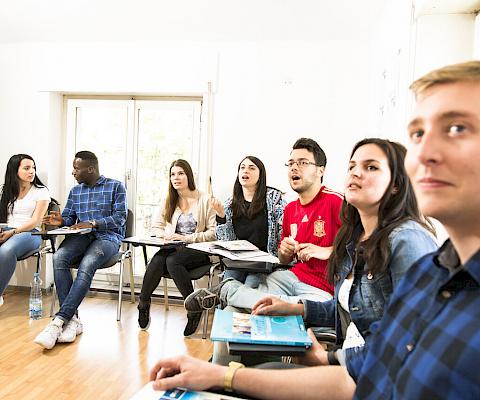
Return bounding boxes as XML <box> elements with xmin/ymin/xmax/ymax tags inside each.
<box><xmin>7</xmin><ymin>185</ymin><xmax>50</xmax><ymax>229</ymax></box>
<box><xmin>338</xmin><ymin>276</ymin><xmax>366</xmax><ymax>350</ymax></box>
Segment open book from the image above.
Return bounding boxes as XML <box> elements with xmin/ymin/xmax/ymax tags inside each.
<box><xmin>211</xmin><ymin>239</ymin><xmax>259</xmax><ymax>251</ymax></box>
<box><xmin>187</xmin><ymin>240</ymin><xmax>278</xmax><ymax>262</ymax></box>
<box><xmin>210</xmin><ymin>309</ymin><xmax>312</xmax><ymax>347</ymax></box>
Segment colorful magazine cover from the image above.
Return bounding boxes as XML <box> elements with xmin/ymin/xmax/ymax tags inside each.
<box><xmin>210</xmin><ymin>309</ymin><xmax>312</xmax><ymax>347</ymax></box>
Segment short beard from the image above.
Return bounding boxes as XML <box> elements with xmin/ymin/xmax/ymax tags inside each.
<box><xmin>292</xmin><ymin>185</ymin><xmax>305</xmax><ymax>194</ymax></box>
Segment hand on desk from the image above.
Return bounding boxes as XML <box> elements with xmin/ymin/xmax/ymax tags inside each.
<box><xmin>252</xmin><ymin>296</ymin><xmax>304</xmax><ymax>317</ymax></box>
<box><xmin>42</xmin><ymin>211</ymin><xmax>63</xmax><ymax>226</ymax></box>
<box><xmin>164</xmin><ymin>233</ymin><xmax>186</xmax><ymax>241</ymax></box>
<box><xmin>70</xmin><ymin>222</ymin><xmax>93</xmax><ymax>229</ymax></box>
<box><xmin>150</xmin><ymin>355</ymin><xmax>226</xmax><ymax>392</ymax></box>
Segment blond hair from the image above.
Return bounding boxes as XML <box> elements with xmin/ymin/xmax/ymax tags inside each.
<box><xmin>410</xmin><ymin>60</ymin><xmax>480</xmax><ymax>97</ymax></box>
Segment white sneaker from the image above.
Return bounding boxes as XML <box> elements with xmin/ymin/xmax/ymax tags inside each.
<box><xmin>34</xmin><ymin>318</ymin><xmax>64</xmax><ymax>349</ymax></box>
<box><xmin>58</xmin><ymin>316</ymin><xmax>83</xmax><ymax>343</ymax></box>
<box><xmin>0</xmin><ymin>295</ymin><xmax>3</xmax><ymax>308</ymax></box>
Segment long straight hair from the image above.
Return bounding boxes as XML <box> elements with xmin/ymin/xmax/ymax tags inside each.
<box><xmin>0</xmin><ymin>154</ymin><xmax>46</xmax><ymax>222</ymax></box>
<box><xmin>232</xmin><ymin>156</ymin><xmax>267</xmax><ymax>219</ymax></box>
<box><xmin>163</xmin><ymin>159</ymin><xmax>196</xmax><ymax>223</ymax></box>
<box><xmin>328</xmin><ymin>138</ymin><xmax>434</xmax><ymax>283</ymax></box>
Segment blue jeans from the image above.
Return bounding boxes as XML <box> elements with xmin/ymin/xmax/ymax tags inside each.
<box><xmin>53</xmin><ymin>234</ymin><xmax>118</xmax><ymax>321</ymax></box>
<box><xmin>220</xmin><ymin>269</ymin><xmax>332</xmax><ymax>311</ymax></box>
<box><xmin>223</xmin><ymin>269</ymin><xmax>262</xmax><ymax>288</ymax></box>
<box><xmin>0</xmin><ymin>228</ymin><xmax>42</xmax><ymax>296</ymax></box>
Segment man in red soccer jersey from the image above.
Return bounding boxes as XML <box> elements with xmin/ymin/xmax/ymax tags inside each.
<box><xmin>185</xmin><ymin>138</ymin><xmax>343</xmax><ymax>315</ymax></box>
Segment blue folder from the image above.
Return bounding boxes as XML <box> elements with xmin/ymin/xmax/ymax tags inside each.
<box><xmin>210</xmin><ymin>309</ymin><xmax>312</xmax><ymax>347</ymax></box>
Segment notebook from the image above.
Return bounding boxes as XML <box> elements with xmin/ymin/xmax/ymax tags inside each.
<box><xmin>210</xmin><ymin>310</ymin><xmax>312</xmax><ymax>347</ymax></box>
<box><xmin>46</xmin><ymin>227</ymin><xmax>92</xmax><ymax>235</ymax></box>
<box><xmin>130</xmin><ymin>383</ymin><xmax>244</xmax><ymax>400</ymax></box>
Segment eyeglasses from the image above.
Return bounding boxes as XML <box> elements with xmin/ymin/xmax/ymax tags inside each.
<box><xmin>284</xmin><ymin>159</ymin><xmax>318</xmax><ymax>168</ymax></box>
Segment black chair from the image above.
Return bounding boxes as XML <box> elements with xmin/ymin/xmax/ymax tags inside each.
<box><xmin>49</xmin><ymin>209</ymin><xmax>134</xmax><ymax>321</ymax></box>
<box><xmin>16</xmin><ymin>198</ymin><xmax>60</xmax><ymax>279</ymax></box>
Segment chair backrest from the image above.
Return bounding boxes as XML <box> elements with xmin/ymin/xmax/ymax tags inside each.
<box><xmin>45</xmin><ymin>198</ymin><xmax>61</xmax><ymax>231</ymax></box>
<box><xmin>125</xmin><ymin>209</ymin><xmax>134</xmax><ymax>237</ymax></box>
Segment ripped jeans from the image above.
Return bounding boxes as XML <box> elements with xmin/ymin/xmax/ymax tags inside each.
<box><xmin>53</xmin><ymin>234</ymin><xmax>118</xmax><ymax>321</ymax></box>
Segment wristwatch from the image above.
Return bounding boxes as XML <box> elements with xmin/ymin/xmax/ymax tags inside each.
<box><xmin>224</xmin><ymin>361</ymin><xmax>245</xmax><ymax>392</ymax></box>
<box><xmin>327</xmin><ymin>350</ymin><xmax>340</xmax><ymax>365</ymax></box>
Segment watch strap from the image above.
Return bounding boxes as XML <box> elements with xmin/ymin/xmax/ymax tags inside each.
<box><xmin>224</xmin><ymin>361</ymin><xmax>244</xmax><ymax>392</ymax></box>
<box><xmin>327</xmin><ymin>350</ymin><xmax>340</xmax><ymax>365</ymax></box>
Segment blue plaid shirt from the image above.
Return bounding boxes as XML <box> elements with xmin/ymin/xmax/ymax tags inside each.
<box><xmin>62</xmin><ymin>175</ymin><xmax>127</xmax><ymax>246</ymax></box>
<box><xmin>348</xmin><ymin>240</ymin><xmax>480</xmax><ymax>399</ymax></box>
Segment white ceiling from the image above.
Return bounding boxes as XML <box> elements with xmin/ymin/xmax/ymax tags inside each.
<box><xmin>0</xmin><ymin>0</ymin><xmax>387</xmax><ymax>44</ymax></box>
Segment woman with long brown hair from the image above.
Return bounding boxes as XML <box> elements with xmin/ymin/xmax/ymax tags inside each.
<box><xmin>0</xmin><ymin>154</ymin><xmax>49</xmax><ymax>306</ymax></box>
<box><xmin>253</xmin><ymin>138</ymin><xmax>437</xmax><ymax>367</ymax></box>
<box><xmin>137</xmin><ymin>159</ymin><xmax>216</xmax><ymax>336</ymax></box>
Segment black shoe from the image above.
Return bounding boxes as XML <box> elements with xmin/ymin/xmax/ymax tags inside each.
<box><xmin>183</xmin><ymin>312</ymin><xmax>202</xmax><ymax>336</ymax></box>
<box><xmin>138</xmin><ymin>301</ymin><xmax>151</xmax><ymax>330</ymax></box>
<box><xmin>183</xmin><ymin>278</ymin><xmax>234</xmax><ymax>313</ymax></box>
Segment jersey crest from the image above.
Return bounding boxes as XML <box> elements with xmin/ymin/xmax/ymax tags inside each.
<box><xmin>314</xmin><ymin>218</ymin><xmax>326</xmax><ymax>238</ymax></box>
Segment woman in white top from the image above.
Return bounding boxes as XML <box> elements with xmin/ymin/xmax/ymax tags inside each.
<box><xmin>0</xmin><ymin>154</ymin><xmax>50</xmax><ymax>304</ymax></box>
<box><xmin>138</xmin><ymin>159</ymin><xmax>216</xmax><ymax>336</ymax></box>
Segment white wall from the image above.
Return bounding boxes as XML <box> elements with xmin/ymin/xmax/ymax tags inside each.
<box><xmin>0</xmin><ymin>39</ymin><xmax>372</xmax><ymax>202</ymax></box>
<box><xmin>413</xmin><ymin>13</ymin><xmax>476</xmax><ymax>79</ymax></box>
<box><xmin>475</xmin><ymin>13</ymin><xmax>480</xmax><ymax>57</ymax></box>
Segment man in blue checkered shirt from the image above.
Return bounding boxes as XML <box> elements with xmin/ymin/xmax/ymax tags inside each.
<box><xmin>141</xmin><ymin>62</ymin><xmax>480</xmax><ymax>399</ymax></box>
<box><xmin>347</xmin><ymin>60</ymin><xmax>480</xmax><ymax>399</ymax></box>
<box><xmin>35</xmin><ymin>151</ymin><xmax>127</xmax><ymax>350</ymax></box>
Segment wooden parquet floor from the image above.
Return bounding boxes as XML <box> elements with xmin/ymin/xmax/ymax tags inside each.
<box><xmin>0</xmin><ymin>289</ymin><xmax>213</xmax><ymax>400</ymax></box>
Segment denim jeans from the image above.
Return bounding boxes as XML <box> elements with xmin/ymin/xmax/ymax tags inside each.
<box><xmin>0</xmin><ymin>228</ymin><xmax>42</xmax><ymax>296</ymax></box>
<box><xmin>53</xmin><ymin>233</ymin><xmax>118</xmax><ymax>321</ymax></box>
<box><xmin>222</xmin><ymin>269</ymin><xmax>262</xmax><ymax>288</ymax></box>
<box><xmin>220</xmin><ymin>269</ymin><xmax>332</xmax><ymax>311</ymax></box>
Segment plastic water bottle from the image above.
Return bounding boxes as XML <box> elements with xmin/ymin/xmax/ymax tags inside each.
<box><xmin>29</xmin><ymin>272</ymin><xmax>43</xmax><ymax>320</ymax></box>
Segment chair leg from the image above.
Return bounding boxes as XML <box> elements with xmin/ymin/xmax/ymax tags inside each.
<box><xmin>163</xmin><ymin>278</ymin><xmax>169</xmax><ymax>311</ymax></box>
<box><xmin>201</xmin><ymin>309</ymin><xmax>209</xmax><ymax>339</ymax></box>
<box><xmin>36</xmin><ymin>252</ymin><xmax>42</xmax><ymax>275</ymax></box>
<box><xmin>202</xmin><ymin>267</ymin><xmax>216</xmax><ymax>339</ymax></box>
<box><xmin>117</xmin><ymin>259</ymin><xmax>125</xmax><ymax>321</ymax></box>
<box><xmin>128</xmin><ymin>257</ymin><xmax>135</xmax><ymax>303</ymax></box>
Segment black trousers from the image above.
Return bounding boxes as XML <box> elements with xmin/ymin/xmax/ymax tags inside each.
<box><xmin>139</xmin><ymin>247</ymin><xmax>210</xmax><ymax>301</ymax></box>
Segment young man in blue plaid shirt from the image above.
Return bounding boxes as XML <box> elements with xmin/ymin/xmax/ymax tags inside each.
<box><xmin>35</xmin><ymin>151</ymin><xmax>127</xmax><ymax>350</ymax></box>
<box><xmin>144</xmin><ymin>62</ymin><xmax>480</xmax><ymax>399</ymax></box>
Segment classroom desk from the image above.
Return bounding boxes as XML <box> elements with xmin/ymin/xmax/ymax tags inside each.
<box><xmin>221</xmin><ymin>258</ymin><xmax>291</xmax><ymax>274</ymax></box>
<box><xmin>122</xmin><ymin>236</ymin><xmax>186</xmax><ymax>267</ymax></box>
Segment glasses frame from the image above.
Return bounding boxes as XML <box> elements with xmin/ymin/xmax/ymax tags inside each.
<box><xmin>284</xmin><ymin>159</ymin><xmax>318</xmax><ymax>169</ymax></box>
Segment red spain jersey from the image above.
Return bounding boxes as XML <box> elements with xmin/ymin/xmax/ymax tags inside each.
<box><xmin>281</xmin><ymin>186</ymin><xmax>343</xmax><ymax>294</ymax></box>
